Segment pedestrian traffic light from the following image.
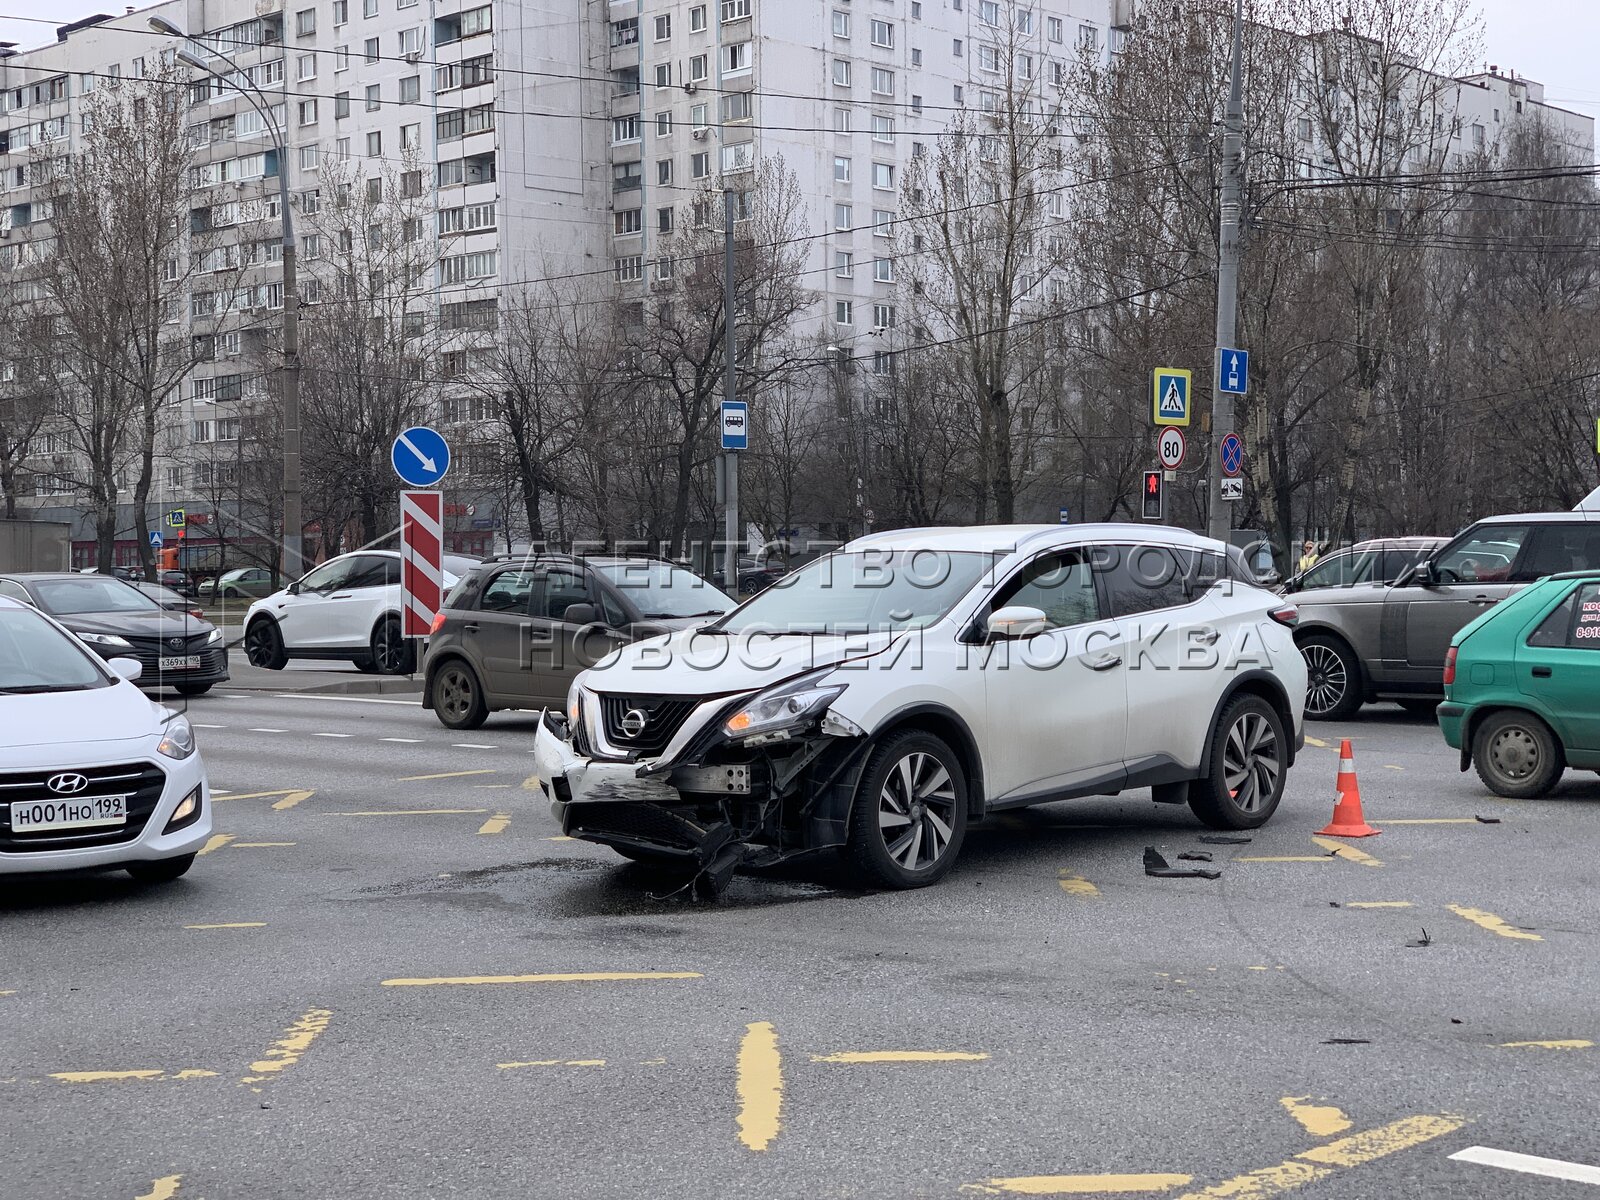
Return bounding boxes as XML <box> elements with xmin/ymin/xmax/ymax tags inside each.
<box><xmin>1141</xmin><ymin>471</ymin><xmax>1164</xmax><ymax>522</ymax></box>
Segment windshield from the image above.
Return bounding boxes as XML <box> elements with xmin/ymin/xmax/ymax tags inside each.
<box><xmin>716</xmin><ymin>550</ymin><xmax>992</xmax><ymax>635</ymax></box>
<box><xmin>0</xmin><ymin>607</ymin><xmax>110</xmax><ymax>693</ymax></box>
<box><xmin>31</xmin><ymin>576</ymin><xmax>162</xmax><ymax>615</ymax></box>
<box><xmin>596</xmin><ymin>562</ymin><xmax>734</xmax><ymax>619</ymax></box>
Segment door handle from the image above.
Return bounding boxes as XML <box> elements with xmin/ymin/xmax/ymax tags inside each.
<box><xmin>462</xmin><ymin>622</ymin><xmax>479</xmax><ymax>633</ymax></box>
<box><xmin>1195</xmin><ymin>627</ymin><xmax>1221</xmax><ymax>645</ymax></box>
<box><xmin>1088</xmin><ymin>654</ymin><xmax>1123</xmax><ymax>672</ymax></box>
<box><xmin>1468</xmin><ymin>595</ymin><xmax>1496</xmax><ymax>606</ymax></box>
<box><xmin>1532</xmin><ymin>666</ymin><xmax>1553</xmax><ymax>678</ymax></box>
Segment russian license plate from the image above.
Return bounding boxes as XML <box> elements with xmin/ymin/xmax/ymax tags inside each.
<box><xmin>11</xmin><ymin>794</ymin><xmax>128</xmax><ymax>832</ymax></box>
<box><xmin>158</xmin><ymin>655</ymin><xmax>201</xmax><ymax>671</ymax></box>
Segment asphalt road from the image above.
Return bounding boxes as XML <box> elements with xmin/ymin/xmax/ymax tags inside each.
<box><xmin>5</xmin><ymin>689</ymin><xmax>1600</xmax><ymax>1200</ymax></box>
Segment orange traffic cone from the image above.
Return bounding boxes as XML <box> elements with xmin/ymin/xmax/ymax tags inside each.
<box><xmin>1317</xmin><ymin>739</ymin><xmax>1379</xmax><ymax>838</ymax></box>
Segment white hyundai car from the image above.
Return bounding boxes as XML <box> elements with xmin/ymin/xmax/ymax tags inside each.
<box><xmin>243</xmin><ymin>550</ymin><xmax>476</xmax><ymax>675</ymax></box>
<box><xmin>532</xmin><ymin>525</ymin><xmax>1309</xmax><ymax>893</ymax></box>
<box><xmin>0</xmin><ymin>596</ymin><xmax>211</xmax><ymax>883</ymax></box>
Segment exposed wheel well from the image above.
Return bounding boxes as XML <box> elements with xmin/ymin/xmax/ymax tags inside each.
<box><xmin>868</xmin><ymin>708</ymin><xmax>986</xmax><ymax>817</ymax></box>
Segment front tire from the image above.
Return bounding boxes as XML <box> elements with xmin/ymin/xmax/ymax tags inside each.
<box><xmin>1190</xmin><ymin>694</ymin><xmax>1288</xmax><ymax>830</ymax></box>
<box><xmin>1472</xmin><ymin>711</ymin><xmax>1564</xmax><ymax>798</ymax></box>
<box><xmin>844</xmin><ymin>731</ymin><xmax>968</xmax><ymax>889</ymax></box>
<box><xmin>126</xmin><ymin>854</ymin><xmax>196</xmax><ymax>884</ymax></box>
<box><xmin>371</xmin><ymin>616</ymin><xmax>416</xmax><ymax>675</ymax></box>
<box><xmin>244</xmin><ymin>619</ymin><xmax>287</xmax><ymax>670</ymax></box>
<box><xmin>430</xmin><ymin>660</ymin><xmax>488</xmax><ymax>730</ymax></box>
<box><xmin>1300</xmin><ymin>633</ymin><xmax>1362</xmax><ymax>720</ymax></box>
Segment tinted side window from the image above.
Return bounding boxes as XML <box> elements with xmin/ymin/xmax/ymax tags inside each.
<box><xmin>1518</xmin><ymin>525</ymin><xmax>1600</xmax><ymax>582</ymax></box>
<box><xmin>345</xmin><ymin>555</ymin><xmax>393</xmax><ymax>589</ymax></box>
<box><xmin>1528</xmin><ymin>589</ymin><xmax>1578</xmax><ymax>648</ymax></box>
<box><xmin>992</xmin><ymin>551</ymin><xmax>1101</xmax><ymax>630</ymax></box>
<box><xmin>479</xmin><ymin>569</ymin><xmax>536</xmax><ymax>614</ymax></box>
<box><xmin>1298</xmin><ymin>553</ymin><xmax>1351</xmax><ymax>590</ymax></box>
<box><xmin>539</xmin><ymin>569</ymin><xmax>590</xmax><ymax>621</ymax></box>
<box><xmin>0</xmin><ymin>580</ymin><xmax>30</xmax><ymax>603</ymax></box>
<box><xmin>1097</xmin><ymin>544</ymin><xmax>1190</xmax><ymax>617</ymax></box>
<box><xmin>597</xmin><ymin>586</ymin><xmax>629</xmax><ymax>627</ymax></box>
<box><xmin>1435</xmin><ymin>525</ymin><xmax>1530</xmax><ymax>584</ymax></box>
<box><xmin>1572</xmin><ymin>584</ymin><xmax>1600</xmax><ymax>648</ymax></box>
<box><xmin>299</xmin><ymin>558</ymin><xmax>355</xmax><ymax>592</ymax></box>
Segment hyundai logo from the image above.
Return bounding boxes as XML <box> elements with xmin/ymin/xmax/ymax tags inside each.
<box><xmin>619</xmin><ymin>709</ymin><xmax>649</xmax><ymax>739</ymax></box>
<box><xmin>47</xmin><ymin>773</ymin><xmax>88</xmax><ymax>796</ymax></box>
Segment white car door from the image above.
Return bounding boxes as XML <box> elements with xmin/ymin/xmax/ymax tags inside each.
<box><xmin>1098</xmin><ymin>542</ymin><xmax>1230</xmax><ymax>778</ymax></box>
<box><xmin>269</xmin><ymin>556</ymin><xmax>360</xmax><ymax>650</ymax></box>
<box><xmin>974</xmin><ymin>548</ymin><xmax>1129</xmax><ymax>803</ymax></box>
<box><xmin>324</xmin><ymin>554</ymin><xmax>398</xmax><ymax>648</ymax></box>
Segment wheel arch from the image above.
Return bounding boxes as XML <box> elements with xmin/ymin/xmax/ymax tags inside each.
<box><xmin>1461</xmin><ymin>703</ymin><xmax>1564</xmax><ymax>769</ymax></box>
<box><xmin>860</xmin><ymin>703</ymin><xmax>988</xmax><ymax>818</ymax></box>
<box><xmin>420</xmin><ymin>649</ymin><xmax>477</xmax><ymax>711</ymax></box>
<box><xmin>1200</xmin><ymin>670</ymin><xmax>1298</xmax><ymax>777</ymax></box>
<box><xmin>1293</xmin><ymin>623</ymin><xmax>1369</xmax><ymax>704</ymax></box>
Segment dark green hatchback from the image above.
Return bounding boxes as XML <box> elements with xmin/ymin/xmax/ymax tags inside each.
<box><xmin>1438</xmin><ymin>570</ymin><xmax>1600</xmax><ymax>797</ymax></box>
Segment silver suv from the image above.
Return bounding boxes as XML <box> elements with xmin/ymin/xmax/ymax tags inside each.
<box><xmin>1295</xmin><ymin>512</ymin><xmax>1600</xmax><ymax>718</ymax></box>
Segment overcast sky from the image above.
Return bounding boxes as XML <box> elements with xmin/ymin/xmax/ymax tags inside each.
<box><xmin>0</xmin><ymin>0</ymin><xmax>1595</xmax><ymax>121</ymax></box>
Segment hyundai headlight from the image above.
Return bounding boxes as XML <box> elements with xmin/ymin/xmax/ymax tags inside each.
<box><xmin>157</xmin><ymin>714</ymin><xmax>197</xmax><ymax>760</ymax></box>
<box><xmin>79</xmin><ymin>632</ymin><xmax>132</xmax><ymax>650</ymax></box>
<box><xmin>724</xmin><ymin>679</ymin><xmax>847</xmax><ymax>743</ymax></box>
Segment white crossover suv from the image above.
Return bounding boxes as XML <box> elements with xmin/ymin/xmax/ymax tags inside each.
<box><xmin>243</xmin><ymin>550</ymin><xmax>476</xmax><ymax>675</ymax></box>
<box><xmin>0</xmin><ymin>597</ymin><xmax>211</xmax><ymax>883</ymax></box>
<box><xmin>532</xmin><ymin>525</ymin><xmax>1308</xmax><ymax>893</ymax></box>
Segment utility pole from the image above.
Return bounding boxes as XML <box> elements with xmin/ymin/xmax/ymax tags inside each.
<box><xmin>721</xmin><ymin>186</ymin><xmax>739</xmax><ymax>594</ymax></box>
<box><xmin>1207</xmin><ymin>0</ymin><xmax>1245</xmax><ymax>543</ymax></box>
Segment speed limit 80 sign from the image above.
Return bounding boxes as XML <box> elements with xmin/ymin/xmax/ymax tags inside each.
<box><xmin>1157</xmin><ymin>426</ymin><xmax>1187</xmax><ymax>470</ymax></box>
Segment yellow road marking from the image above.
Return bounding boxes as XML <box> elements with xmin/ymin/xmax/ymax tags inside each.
<box><xmin>243</xmin><ymin>1007</ymin><xmax>333</xmax><ymax>1083</ymax></box>
<box><xmin>214</xmin><ymin>789</ymin><xmax>314</xmax><ymax>810</ymax></box>
<box><xmin>397</xmin><ymin>769</ymin><xmax>498</xmax><ymax>782</ymax></box>
<box><xmin>966</xmin><ymin>1175</ymin><xmax>1193</xmax><ymax>1195</ymax></box>
<box><xmin>327</xmin><ymin>809</ymin><xmax>489</xmax><ymax>816</ymax></box>
<box><xmin>1344</xmin><ymin>902</ymin><xmax>1413</xmax><ymax>909</ymax></box>
<box><xmin>736</xmin><ymin>1021</ymin><xmax>782</xmax><ymax>1152</ymax></box>
<box><xmin>0</xmin><ymin>990</ymin><xmax>15</xmax><ymax>996</ymax></box>
<box><xmin>522</xmin><ymin>773</ymin><xmax>543</xmax><ymax>791</ymax></box>
<box><xmin>1280</xmin><ymin>1096</ymin><xmax>1352</xmax><ymax>1137</ymax></box>
<box><xmin>381</xmin><ymin>971</ymin><xmax>703</xmax><ymax>987</ymax></box>
<box><xmin>196</xmin><ymin>834</ymin><xmax>234</xmax><ymax>856</ymax></box>
<box><xmin>545</xmin><ymin>836</ymin><xmax>576</xmax><ymax>842</ymax></box>
<box><xmin>1446</xmin><ymin>905</ymin><xmax>1543</xmax><ymax>941</ymax></box>
<box><xmin>135</xmin><ymin>1176</ymin><xmax>182</xmax><ymax>1200</ymax></box>
<box><xmin>1500</xmin><ymin>1039</ymin><xmax>1591</xmax><ymax>1050</ymax></box>
<box><xmin>231</xmin><ymin>842</ymin><xmax>296</xmax><ymax>848</ymax></box>
<box><xmin>172</xmin><ymin>1069</ymin><xmax>219</xmax><ymax>1079</ymax></box>
<box><xmin>1304</xmin><ymin>736</ymin><xmax>1329</xmax><ymax>748</ymax></box>
<box><xmin>1171</xmin><ymin>1114</ymin><xmax>1465</xmax><ymax>1199</ymax></box>
<box><xmin>477</xmin><ymin>813</ymin><xmax>512</xmax><ymax>835</ymax></box>
<box><xmin>185</xmin><ymin>922</ymin><xmax>266</xmax><ymax>930</ymax></box>
<box><xmin>51</xmin><ymin>1070</ymin><xmax>164</xmax><ymax>1083</ymax></box>
<box><xmin>812</xmin><ymin>1051</ymin><xmax>989</xmax><ymax>1064</ymax></box>
<box><xmin>497</xmin><ymin>1059</ymin><xmax>605</xmax><ymax>1069</ymax></box>
<box><xmin>1237</xmin><ymin>856</ymin><xmax>1331</xmax><ymax>863</ymax></box>
<box><xmin>1058</xmin><ymin>873</ymin><xmax>1100</xmax><ymax>898</ymax></box>
<box><xmin>1377</xmin><ymin>819</ymin><xmax>1478</xmax><ymax>825</ymax></box>
<box><xmin>1311</xmin><ymin>837</ymin><xmax>1383</xmax><ymax>867</ymax></box>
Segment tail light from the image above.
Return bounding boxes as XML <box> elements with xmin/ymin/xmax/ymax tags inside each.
<box><xmin>1269</xmin><ymin>603</ymin><xmax>1299</xmax><ymax>628</ymax></box>
<box><xmin>1443</xmin><ymin>645</ymin><xmax>1457</xmax><ymax>687</ymax></box>
<box><xmin>429</xmin><ymin>611</ymin><xmax>448</xmax><ymax>635</ymax></box>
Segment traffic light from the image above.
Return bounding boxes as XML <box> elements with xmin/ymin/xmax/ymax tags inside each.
<box><xmin>1141</xmin><ymin>470</ymin><xmax>1164</xmax><ymax>522</ymax></box>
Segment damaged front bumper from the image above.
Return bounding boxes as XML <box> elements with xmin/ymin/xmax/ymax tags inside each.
<box><xmin>529</xmin><ymin>703</ymin><xmax>865</xmax><ymax>885</ymax></box>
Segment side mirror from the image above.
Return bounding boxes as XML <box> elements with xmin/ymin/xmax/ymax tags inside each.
<box><xmin>1404</xmin><ymin>562</ymin><xmax>1433</xmax><ymax>587</ymax></box>
<box><xmin>562</xmin><ymin>602</ymin><xmax>599</xmax><ymax>626</ymax></box>
<box><xmin>108</xmin><ymin>657</ymin><xmax>143</xmax><ymax>682</ymax></box>
<box><xmin>287</xmin><ymin>581</ymin><xmax>301</xmax><ymax>596</ymax></box>
<box><xmin>986</xmin><ymin>605</ymin><xmax>1049</xmax><ymax>640</ymax></box>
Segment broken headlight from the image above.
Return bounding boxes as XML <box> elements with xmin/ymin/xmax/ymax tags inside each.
<box><xmin>724</xmin><ymin>677</ymin><xmax>846</xmax><ymax>744</ymax></box>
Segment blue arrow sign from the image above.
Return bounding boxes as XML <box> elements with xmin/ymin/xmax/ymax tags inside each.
<box><xmin>721</xmin><ymin>401</ymin><xmax>748</xmax><ymax>451</ymax></box>
<box><xmin>391</xmin><ymin>426</ymin><xmax>451</xmax><ymax>487</ymax></box>
<box><xmin>1219</xmin><ymin>348</ymin><xmax>1249</xmax><ymax>396</ymax></box>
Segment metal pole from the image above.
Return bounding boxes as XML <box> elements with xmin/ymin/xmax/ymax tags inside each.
<box><xmin>722</xmin><ymin>187</ymin><xmax>738</xmax><ymax>594</ymax></box>
<box><xmin>1208</xmin><ymin>0</ymin><xmax>1245</xmax><ymax>543</ymax></box>
<box><xmin>277</xmin><ymin>155</ymin><xmax>303</xmax><ymax>581</ymax></box>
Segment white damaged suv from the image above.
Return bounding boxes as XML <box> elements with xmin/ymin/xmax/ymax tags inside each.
<box><xmin>531</xmin><ymin>525</ymin><xmax>1307</xmax><ymax>893</ymax></box>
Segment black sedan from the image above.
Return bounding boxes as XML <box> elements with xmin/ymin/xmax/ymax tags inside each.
<box><xmin>0</xmin><ymin>572</ymin><xmax>229</xmax><ymax>696</ymax></box>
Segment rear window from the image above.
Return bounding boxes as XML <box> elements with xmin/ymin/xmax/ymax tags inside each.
<box><xmin>1530</xmin><ymin>583</ymin><xmax>1600</xmax><ymax>649</ymax></box>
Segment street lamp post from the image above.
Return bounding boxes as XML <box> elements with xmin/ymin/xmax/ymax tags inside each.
<box><xmin>151</xmin><ymin>18</ymin><xmax>303</xmax><ymax>580</ymax></box>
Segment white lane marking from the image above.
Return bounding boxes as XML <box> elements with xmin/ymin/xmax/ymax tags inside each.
<box><xmin>1450</xmin><ymin>1146</ymin><xmax>1600</xmax><ymax>1186</ymax></box>
<box><xmin>193</xmin><ymin>724</ymin><xmax>227</xmax><ymax>729</ymax></box>
<box><xmin>313</xmin><ymin>733</ymin><xmax>354</xmax><ymax>738</ymax></box>
<box><xmin>381</xmin><ymin>737</ymin><xmax>422</xmax><ymax>744</ymax></box>
<box><xmin>452</xmin><ymin>743</ymin><xmax>497</xmax><ymax>749</ymax></box>
<box><xmin>281</xmin><ymin>694</ymin><xmax>421</xmax><ymax>707</ymax></box>
<box><xmin>249</xmin><ymin>728</ymin><xmax>288</xmax><ymax>734</ymax></box>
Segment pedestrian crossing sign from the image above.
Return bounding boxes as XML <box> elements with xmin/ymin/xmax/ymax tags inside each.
<box><xmin>1152</xmin><ymin>368</ymin><xmax>1192</xmax><ymax>428</ymax></box>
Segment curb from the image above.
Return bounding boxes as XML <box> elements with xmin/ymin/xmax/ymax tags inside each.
<box><xmin>222</xmin><ymin>676</ymin><xmax>423</xmax><ymax>696</ymax></box>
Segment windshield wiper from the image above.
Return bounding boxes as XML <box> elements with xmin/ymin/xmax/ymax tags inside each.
<box><xmin>0</xmin><ymin>684</ymin><xmax>81</xmax><ymax>694</ymax></box>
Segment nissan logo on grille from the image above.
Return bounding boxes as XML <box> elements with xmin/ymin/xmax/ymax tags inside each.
<box><xmin>47</xmin><ymin>773</ymin><xmax>89</xmax><ymax>795</ymax></box>
<box><xmin>619</xmin><ymin>709</ymin><xmax>650</xmax><ymax>739</ymax></box>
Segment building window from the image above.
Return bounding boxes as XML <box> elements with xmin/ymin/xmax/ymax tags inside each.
<box><xmin>365</xmin><ymin>178</ymin><xmax>382</xmax><ymax>203</ymax></box>
<box><xmin>365</xmin><ymin>83</ymin><xmax>380</xmax><ymax>110</ymax></box>
<box><xmin>911</xmin><ymin>1</ymin><xmax>922</xmax><ymax>16</ymax></box>
<box><xmin>691</xmin><ymin>103</ymin><xmax>709</xmax><ymax>129</ymax></box>
<box><xmin>953</xmin><ymin>84</ymin><xmax>963</xmax><ymax>103</ymax></box>
<box><xmin>952</xmin><ymin>37</ymin><xmax>963</xmax><ymax>57</ymax></box>
<box><xmin>654</xmin><ymin>13</ymin><xmax>671</xmax><ymax>40</ymax></box>
<box><xmin>691</xmin><ymin>151</ymin><xmax>710</xmax><ymax>179</ymax></box>
<box><xmin>832</xmin><ymin>59</ymin><xmax>851</xmax><ymax>87</ymax></box>
<box><xmin>613</xmin><ymin>161</ymin><xmax>642</xmax><ymax>189</ymax></box>
<box><xmin>722</xmin><ymin>92</ymin><xmax>752</xmax><ymax>122</ymax></box>
<box><xmin>722</xmin><ymin>42</ymin><xmax>751</xmax><ymax>74</ymax></box>
<box><xmin>612</xmin><ymin>114</ymin><xmax>641</xmax><ymax>143</ymax></box>
<box><xmin>1078</xmin><ymin>24</ymin><xmax>1099</xmax><ymax>51</ymax></box>
<box><xmin>720</xmin><ymin>0</ymin><xmax>751</xmax><ymax>22</ymax></box>
<box><xmin>1047</xmin><ymin>16</ymin><xmax>1063</xmax><ymax>41</ymax></box>
<box><xmin>911</xmin><ymin>48</ymin><xmax>922</xmax><ymax>67</ymax></box>
<box><xmin>689</xmin><ymin>5</ymin><xmax>707</xmax><ymax>32</ymax></box>
<box><xmin>872</xmin><ymin>162</ymin><xmax>894</xmax><ymax>189</ymax></box>
<box><xmin>871</xmin><ymin>67</ymin><xmax>894</xmax><ymax>95</ymax></box>
<box><xmin>1297</xmin><ymin>117</ymin><xmax>1312</xmax><ymax>141</ymax></box>
<box><xmin>834</xmin><ymin>156</ymin><xmax>851</xmax><ymax>182</ymax></box>
<box><xmin>872</xmin><ymin>208</ymin><xmax>894</xmax><ymax>236</ymax></box>
<box><xmin>874</xmin><ymin>258</ymin><xmax>893</xmax><ymax>282</ymax></box>
<box><xmin>833</xmin><ymin>10</ymin><xmax>850</xmax><ymax>37</ymax></box>
<box><xmin>1017</xmin><ymin>9</ymin><xmax>1033</xmax><ymax>33</ymax></box>
<box><xmin>872</xmin><ymin>114</ymin><xmax>894</xmax><ymax>142</ymax></box>
<box><xmin>657</xmin><ymin>159</ymin><xmax>672</xmax><ymax>184</ymax></box>
<box><xmin>334</xmin><ymin>45</ymin><xmax>350</xmax><ymax>72</ymax></box>
<box><xmin>834</xmin><ymin>202</ymin><xmax>852</xmax><ymax>230</ymax></box>
<box><xmin>835</xmin><ymin>300</ymin><xmax>853</xmax><ymax>325</ymax></box>
<box><xmin>296</xmin><ymin>53</ymin><xmax>316</xmax><ymax>81</ymax></box>
<box><xmin>657</xmin><ymin>206</ymin><xmax>674</xmax><ymax>233</ymax></box>
<box><xmin>911</xmin><ymin>94</ymin><xmax>923</xmax><ymax>114</ymax></box>
<box><xmin>611</xmin><ymin>17</ymin><xmax>639</xmax><ymax>47</ymax></box>
<box><xmin>401</xmin><ymin>122</ymin><xmax>421</xmax><ymax>148</ymax></box>
<box><xmin>298</xmin><ymin>144</ymin><xmax>319</xmax><ymax>170</ymax></box>
<box><xmin>977</xmin><ymin>45</ymin><xmax>999</xmax><ymax>73</ymax></box>
<box><xmin>334</xmin><ymin>0</ymin><xmax>348</xmax><ymax>24</ymax></box>
<box><xmin>615</xmin><ymin>255</ymin><xmax>644</xmax><ymax>283</ymax></box>
<box><xmin>834</xmin><ymin>107</ymin><xmax>852</xmax><ymax>133</ymax></box>
<box><xmin>295</xmin><ymin>8</ymin><xmax>316</xmax><ymax>36</ymax></box>
<box><xmin>690</xmin><ymin>54</ymin><xmax>709</xmax><ymax>82</ymax></box>
<box><xmin>656</xmin><ymin>111</ymin><xmax>672</xmax><ymax>137</ymax></box>
<box><xmin>298</xmin><ymin>99</ymin><xmax>317</xmax><ymax>125</ymax></box>
<box><xmin>1018</xmin><ymin>53</ymin><xmax>1033</xmax><ymax>79</ymax></box>
<box><xmin>400</xmin><ymin>75</ymin><xmax>420</xmax><ymax>103</ymax></box>
<box><xmin>366</xmin><ymin>130</ymin><xmax>382</xmax><ymax>157</ymax></box>
<box><xmin>615</xmin><ymin>208</ymin><xmax>643</xmax><ymax>235</ymax></box>
<box><xmin>870</xmin><ymin>19</ymin><xmax>893</xmax><ymax>48</ymax></box>
<box><xmin>363</xmin><ymin>37</ymin><xmax>379</xmax><ymax>63</ymax></box>
<box><xmin>873</xmin><ymin>302</ymin><xmax>895</xmax><ymax>329</ymax></box>
<box><xmin>401</xmin><ymin>169</ymin><xmax>423</xmax><ymax>197</ymax></box>
<box><xmin>363</xmin><ymin>0</ymin><xmax>377</xmax><ymax>16</ymax></box>
<box><xmin>655</xmin><ymin>63</ymin><xmax>672</xmax><ymax>88</ymax></box>
<box><xmin>979</xmin><ymin>0</ymin><xmax>999</xmax><ymax>25</ymax></box>
<box><xmin>835</xmin><ymin>251</ymin><xmax>853</xmax><ymax>278</ymax></box>
<box><xmin>440</xmin><ymin>251</ymin><xmax>497</xmax><ymax>283</ymax></box>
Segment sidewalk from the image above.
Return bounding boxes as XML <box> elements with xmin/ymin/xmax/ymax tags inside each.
<box><xmin>218</xmin><ymin>624</ymin><xmax>423</xmax><ymax>696</ymax></box>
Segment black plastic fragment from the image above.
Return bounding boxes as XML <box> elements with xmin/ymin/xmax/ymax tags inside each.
<box><xmin>1198</xmin><ymin>835</ymin><xmax>1253</xmax><ymax>845</ymax></box>
<box><xmin>1474</xmin><ymin>815</ymin><xmax>1502</xmax><ymax>824</ymax></box>
<box><xmin>1144</xmin><ymin>846</ymin><xmax>1221</xmax><ymax>880</ymax></box>
<box><xmin>1323</xmin><ymin>1038</ymin><xmax>1371</xmax><ymax>1045</ymax></box>
<box><xmin>1177</xmin><ymin>851</ymin><xmax>1214</xmax><ymax>863</ymax></box>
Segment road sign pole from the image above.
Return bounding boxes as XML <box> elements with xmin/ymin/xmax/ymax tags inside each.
<box><xmin>1208</xmin><ymin>0</ymin><xmax>1245</xmax><ymax>543</ymax></box>
<box><xmin>723</xmin><ymin>186</ymin><xmax>739</xmax><ymax>594</ymax></box>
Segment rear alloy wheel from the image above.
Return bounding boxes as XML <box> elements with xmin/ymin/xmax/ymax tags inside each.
<box><xmin>430</xmin><ymin>660</ymin><xmax>488</xmax><ymax>730</ymax></box>
<box><xmin>1190</xmin><ymin>695</ymin><xmax>1288</xmax><ymax>830</ymax></box>
<box><xmin>126</xmin><ymin>854</ymin><xmax>196</xmax><ymax>884</ymax></box>
<box><xmin>845</xmin><ymin>731</ymin><xmax>968</xmax><ymax>889</ymax></box>
<box><xmin>371</xmin><ymin>616</ymin><xmax>416</xmax><ymax>675</ymax></box>
<box><xmin>1473</xmin><ymin>711</ymin><xmax>1564</xmax><ymax>799</ymax></box>
<box><xmin>244</xmin><ymin>619</ymin><xmax>287</xmax><ymax>670</ymax></box>
<box><xmin>1299</xmin><ymin>634</ymin><xmax>1362</xmax><ymax>720</ymax></box>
